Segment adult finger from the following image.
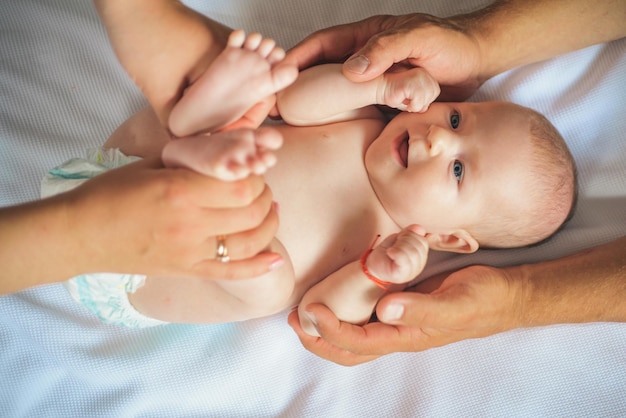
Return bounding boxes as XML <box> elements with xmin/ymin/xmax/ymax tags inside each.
<box><xmin>287</xmin><ymin>307</ymin><xmax>380</xmax><ymax>366</ymax></box>
<box><xmin>299</xmin><ymin>304</ymin><xmax>423</xmax><ymax>357</ymax></box>
<box><xmin>193</xmin><ymin>251</ymin><xmax>284</xmax><ymax>280</ymax></box>
<box><xmin>342</xmin><ymin>27</ymin><xmax>425</xmax><ymax>83</ymax></box>
<box><xmin>376</xmin><ymin>288</ymin><xmax>464</xmax><ymax>328</ymax></box>
<box><xmin>220</xmin><ymin>97</ymin><xmax>276</xmax><ymax>131</ymax></box>
<box><xmin>376</xmin><ymin>265</ymin><xmax>519</xmax><ymax>348</ymax></box>
<box><xmin>205</xmin><ymin>197</ymin><xmax>279</xmax><ymax>260</ymax></box>
<box><xmin>203</xmin><ymin>184</ymin><xmax>276</xmax><ymax>236</ymax></box>
<box><xmin>284</xmin><ymin>16</ymin><xmax>389</xmax><ymax>70</ymax></box>
<box><xmin>145</xmin><ymin>155</ymin><xmax>269</xmax><ymax>209</ymax></box>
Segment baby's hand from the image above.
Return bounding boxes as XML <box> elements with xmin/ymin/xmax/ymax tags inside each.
<box><xmin>366</xmin><ymin>224</ymin><xmax>429</xmax><ymax>285</ymax></box>
<box><xmin>378</xmin><ymin>67</ymin><xmax>440</xmax><ymax>113</ymax></box>
<box><xmin>162</xmin><ymin>127</ymin><xmax>283</xmax><ymax>181</ymax></box>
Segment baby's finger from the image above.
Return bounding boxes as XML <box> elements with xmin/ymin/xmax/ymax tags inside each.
<box><xmin>387</xmin><ymin>230</ymin><xmax>429</xmax><ymax>273</ymax></box>
<box><xmin>375</xmin><ymin>232</ymin><xmax>399</xmax><ymax>251</ymax></box>
<box><xmin>389</xmin><ymin>231</ymin><xmax>428</xmax><ymax>258</ymax></box>
<box><xmin>405</xmin><ymin>224</ymin><xmax>426</xmax><ymax>236</ymax></box>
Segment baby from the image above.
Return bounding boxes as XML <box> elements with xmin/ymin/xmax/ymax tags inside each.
<box><xmin>44</xmin><ymin>31</ymin><xmax>577</xmax><ymax>334</ymax></box>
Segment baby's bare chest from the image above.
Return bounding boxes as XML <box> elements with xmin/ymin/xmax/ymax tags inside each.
<box><xmin>266</xmin><ymin>120</ymin><xmax>396</xmax><ymax>292</ymax></box>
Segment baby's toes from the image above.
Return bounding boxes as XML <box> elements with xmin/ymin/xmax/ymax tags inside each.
<box><xmin>267</xmin><ymin>46</ymin><xmax>286</xmax><ymax>65</ymax></box>
<box><xmin>255</xmin><ymin>127</ymin><xmax>284</xmax><ymax>150</ymax></box>
<box><xmin>256</xmin><ymin>38</ymin><xmax>277</xmax><ymax>59</ymax></box>
<box><xmin>256</xmin><ymin>150</ymin><xmax>278</xmax><ymax>172</ymax></box>
<box><xmin>227</xmin><ymin>29</ymin><xmax>246</xmax><ymax>48</ymax></box>
<box><xmin>248</xmin><ymin>154</ymin><xmax>271</xmax><ymax>175</ymax></box>
<box><xmin>250</xmin><ymin>163</ymin><xmax>266</xmax><ymax>175</ymax></box>
<box><xmin>214</xmin><ymin>160</ymin><xmax>249</xmax><ymax>181</ymax></box>
<box><xmin>243</xmin><ymin>32</ymin><xmax>263</xmax><ymax>51</ymax></box>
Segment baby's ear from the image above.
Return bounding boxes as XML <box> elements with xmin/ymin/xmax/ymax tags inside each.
<box><xmin>425</xmin><ymin>230</ymin><xmax>479</xmax><ymax>254</ymax></box>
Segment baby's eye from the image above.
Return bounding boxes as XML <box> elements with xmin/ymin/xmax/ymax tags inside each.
<box><xmin>453</xmin><ymin>160</ymin><xmax>464</xmax><ymax>182</ymax></box>
<box><xmin>450</xmin><ymin>111</ymin><xmax>460</xmax><ymax>129</ymax></box>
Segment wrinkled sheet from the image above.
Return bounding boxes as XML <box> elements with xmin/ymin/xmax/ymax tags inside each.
<box><xmin>1</xmin><ymin>0</ymin><xmax>625</xmax><ymax>416</ymax></box>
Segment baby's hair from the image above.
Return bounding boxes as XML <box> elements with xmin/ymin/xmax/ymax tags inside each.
<box><xmin>476</xmin><ymin>105</ymin><xmax>577</xmax><ymax>248</ymax></box>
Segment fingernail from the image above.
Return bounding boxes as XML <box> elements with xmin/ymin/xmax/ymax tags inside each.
<box><xmin>273</xmin><ymin>201</ymin><xmax>280</xmax><ymax>215</ymax></box>
<box><xmin>305</xmin><ymin>310</ymin><xmax>318</xmax><ymax>327</ymax></box>
<box><xmin>382</xmin><ymin>303</ymin><xmax>404</xmax><ymax>321</ymax></box>
<box><xmin>304</xmin><ymin>311</ymin><xmax>321</xmax><ymax>336</ymax></box>
<box><xmin>345</xmin><ymin>55</ymin><xmax>370</xmax><ymax>74</ymax></box>
<box><xmin>269</xmin><ymin>255</ymin><xmax>285</xmax><ymax>270</ymax></box>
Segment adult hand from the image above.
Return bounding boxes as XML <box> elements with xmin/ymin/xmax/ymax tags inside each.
<box><xmin>95</xmin><ymin>1</ymin><xmax>271</xmax><ymax>132</ymax></box>
<box><xmin>285</xmin><ymin>1</ymin><xmax>626</xmax><ymax>103</ymax></box>
<box><xmin>66</xmin><ymin>158</ymin><xmax>282</xmax><ymax>280</ymax></box>
<box><xmin>288</xmin><ymin>265</ymin><xmax>521</xmax><ymax>366</ymax></box>
<box><xmin>284</xmin><ymin>14</ymin><xmax>483</xmax><ymax>101</ymax></box>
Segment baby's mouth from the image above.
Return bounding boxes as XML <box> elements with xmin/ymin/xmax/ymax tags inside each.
<box><xmin>396</xmin><ymin>132</ymin><xmax>409</xmax><ymax>168</ymax></box>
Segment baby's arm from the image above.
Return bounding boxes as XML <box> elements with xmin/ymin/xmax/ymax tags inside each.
<box><xmin>276</xmin><ymin>64</ymin><xmax>440</xmax><ymax>126</ymax></box>
<box><xmin>298</xmin><ymin>225</ymin><xmax>428</xmax><ymax>336</ymax></box>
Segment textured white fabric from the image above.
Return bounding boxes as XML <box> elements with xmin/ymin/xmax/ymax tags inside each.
<box><xmin>1</xmin><ymin>0</ymin><xmax>625</xmax><ymax>416</ymax></box>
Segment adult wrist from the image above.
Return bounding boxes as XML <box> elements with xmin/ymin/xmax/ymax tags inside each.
<box><xmin>513</xmin><ymin>238</ymin><xmax>626</xmax><ymax>328</ymax></box>
<box><xmin>449</xmin><ymin>9</ymin><xmax>503</xmax><ymax>85</ymax></box>
<box><xmin>0</xmin><ymin>196</ymin><xmax>80</xmax><ymax>293</ymax></box>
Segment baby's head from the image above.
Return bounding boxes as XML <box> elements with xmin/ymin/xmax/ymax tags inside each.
<box><xmin>365</xmin><ymin>101</ymin><xmax>576</xmax><ymax>252</ymax></box>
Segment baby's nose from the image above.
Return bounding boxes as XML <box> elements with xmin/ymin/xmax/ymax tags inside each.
<box><xmin>427</xmin><ymin>126</ymin><xmax>448</xmax><ymax>156</ymax></box>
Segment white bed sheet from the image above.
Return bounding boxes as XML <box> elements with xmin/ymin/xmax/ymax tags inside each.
<box><xmin>1</xmin><ymin>0</ymin><xmax>625</xmax><ymax>416</ymax></box>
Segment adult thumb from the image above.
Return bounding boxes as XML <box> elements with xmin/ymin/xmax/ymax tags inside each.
<box><xmin>376</xmin><ymin>291</ymin><xmax>462</xmax><ymax>328</ymax></box>
<box><xmin>342</xmin><ymin>32</ymin><xmax>417</xmax><ymax>82</ymax></box>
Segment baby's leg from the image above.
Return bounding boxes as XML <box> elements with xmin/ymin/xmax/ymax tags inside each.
<box><xmin>104</xmin><ymin>106</ymin><xmax>171</xmax><ymax>158</ymax></box>
<box><xmin>378</xmin><ymin>67</ymin><xmax>441</xmax><ymax>112</ymax></box>
<box><xmin>105</xmin><ymin>103</ymin><xmax>283</xmax><ymax>181</ymax></box>
<box><xmin>162</xmin><ymin>126</ymin><xmax>283</xmax><ymax>180</ymax></box>
<box><xmin>169</xmin><ymin>30</ymin><xmax>298</xmax><ymax>137</ymax></box>
<box><xmin>128</xmin><ymin>239</ymin><xmax>296</xmax><ymax>324</ymax></box>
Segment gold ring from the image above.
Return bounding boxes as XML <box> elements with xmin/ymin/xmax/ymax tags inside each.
<box><xmin>215</xmin><ymin>235</ymin><xmax>230</xmax><ymax>263</ymax></box>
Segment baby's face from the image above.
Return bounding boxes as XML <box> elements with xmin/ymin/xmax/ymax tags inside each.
<box><xmin>365</xmin><ymin>101</ymin><xmax>534</xmax><ymax>234</ymax></box>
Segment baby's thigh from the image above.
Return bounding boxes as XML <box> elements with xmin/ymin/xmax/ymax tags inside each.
<box><xmin>104</xmin><ymin>107</ymin><xmax>170</xmax><ymax>158</ymax></box>
<box><xmin>129</xmin><ymin>275</ymin><xmax>295</xmax><ymax>324</ymax></box>
<box><xmin>129</xmin><ymin>276</ymin><xmax>233</xmax><ymax>323</ymax></box>
<box><xmin>130</xmin><ymin>243</ymin><xmax>296</xmax><ymax>324</ymax></box>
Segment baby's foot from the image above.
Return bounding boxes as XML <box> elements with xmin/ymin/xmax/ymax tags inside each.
<box><xmin>162</xmin><ymin>127</ymin><xmax>283</xmax><ymax>181</ymax></box>
<box><xmin>169</xmin><ymin>30</ymin><xmax>298</xmax><ymax>137</ymax></box>
<box><xmin>377</xmin><ymin>67</ymin><xmax>441</xmax><ymax>112</ymax></box>
<box><xmin>365</xmin><ymin>225</ymin><xmax>429</xmax><ymax>285</ymax></box>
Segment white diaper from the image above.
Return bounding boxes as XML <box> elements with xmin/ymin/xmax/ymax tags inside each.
<box><xmin>42</xmin><ymin>148</ymin><xmax>166</xmax><ymax>328</ymax></box>
<box><xmin>65</xmin><ymin>273</ymin><xmax>165</xmax><ymax>328</ymax></box>
<box><xmin>41</xmin><ymin>147</ymin><xmax>141</xmax><ymax>197</ymax></box>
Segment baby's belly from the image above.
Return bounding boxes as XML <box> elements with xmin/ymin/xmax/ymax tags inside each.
<box><xmin>267</xmin><ymin>119</ymin><xmax>388</xmax><ymax>303</ymax></box>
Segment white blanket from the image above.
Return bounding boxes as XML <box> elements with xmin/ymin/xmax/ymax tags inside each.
<box><xmin>1</xmin><ymin>0</ymin><xmax>625</xmax><ymax>416</ymax></box>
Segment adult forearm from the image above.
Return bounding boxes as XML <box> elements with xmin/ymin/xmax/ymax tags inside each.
<box><xmin>93</xmin><ymin>0</ymin><xmax>232</xmax><ymax>126</ymax></box>
<box><xmin>0</xmin><ymin>197</ymin><xmax>79</xmax><ymax>294</ymax></box>
<box><xmin>516</xmin><ymin>236</ymin><xmax>626</xmax><ymax>326</ymax></box>
<box><xmin>456</xmin><ymin>0</ymin><xmax>626</xmax><ymax>81</ymax></box>
<box><xmin>94</xmin><ymin>0</ymin><xmax>180</xmax><ymax>23</ymax></box>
